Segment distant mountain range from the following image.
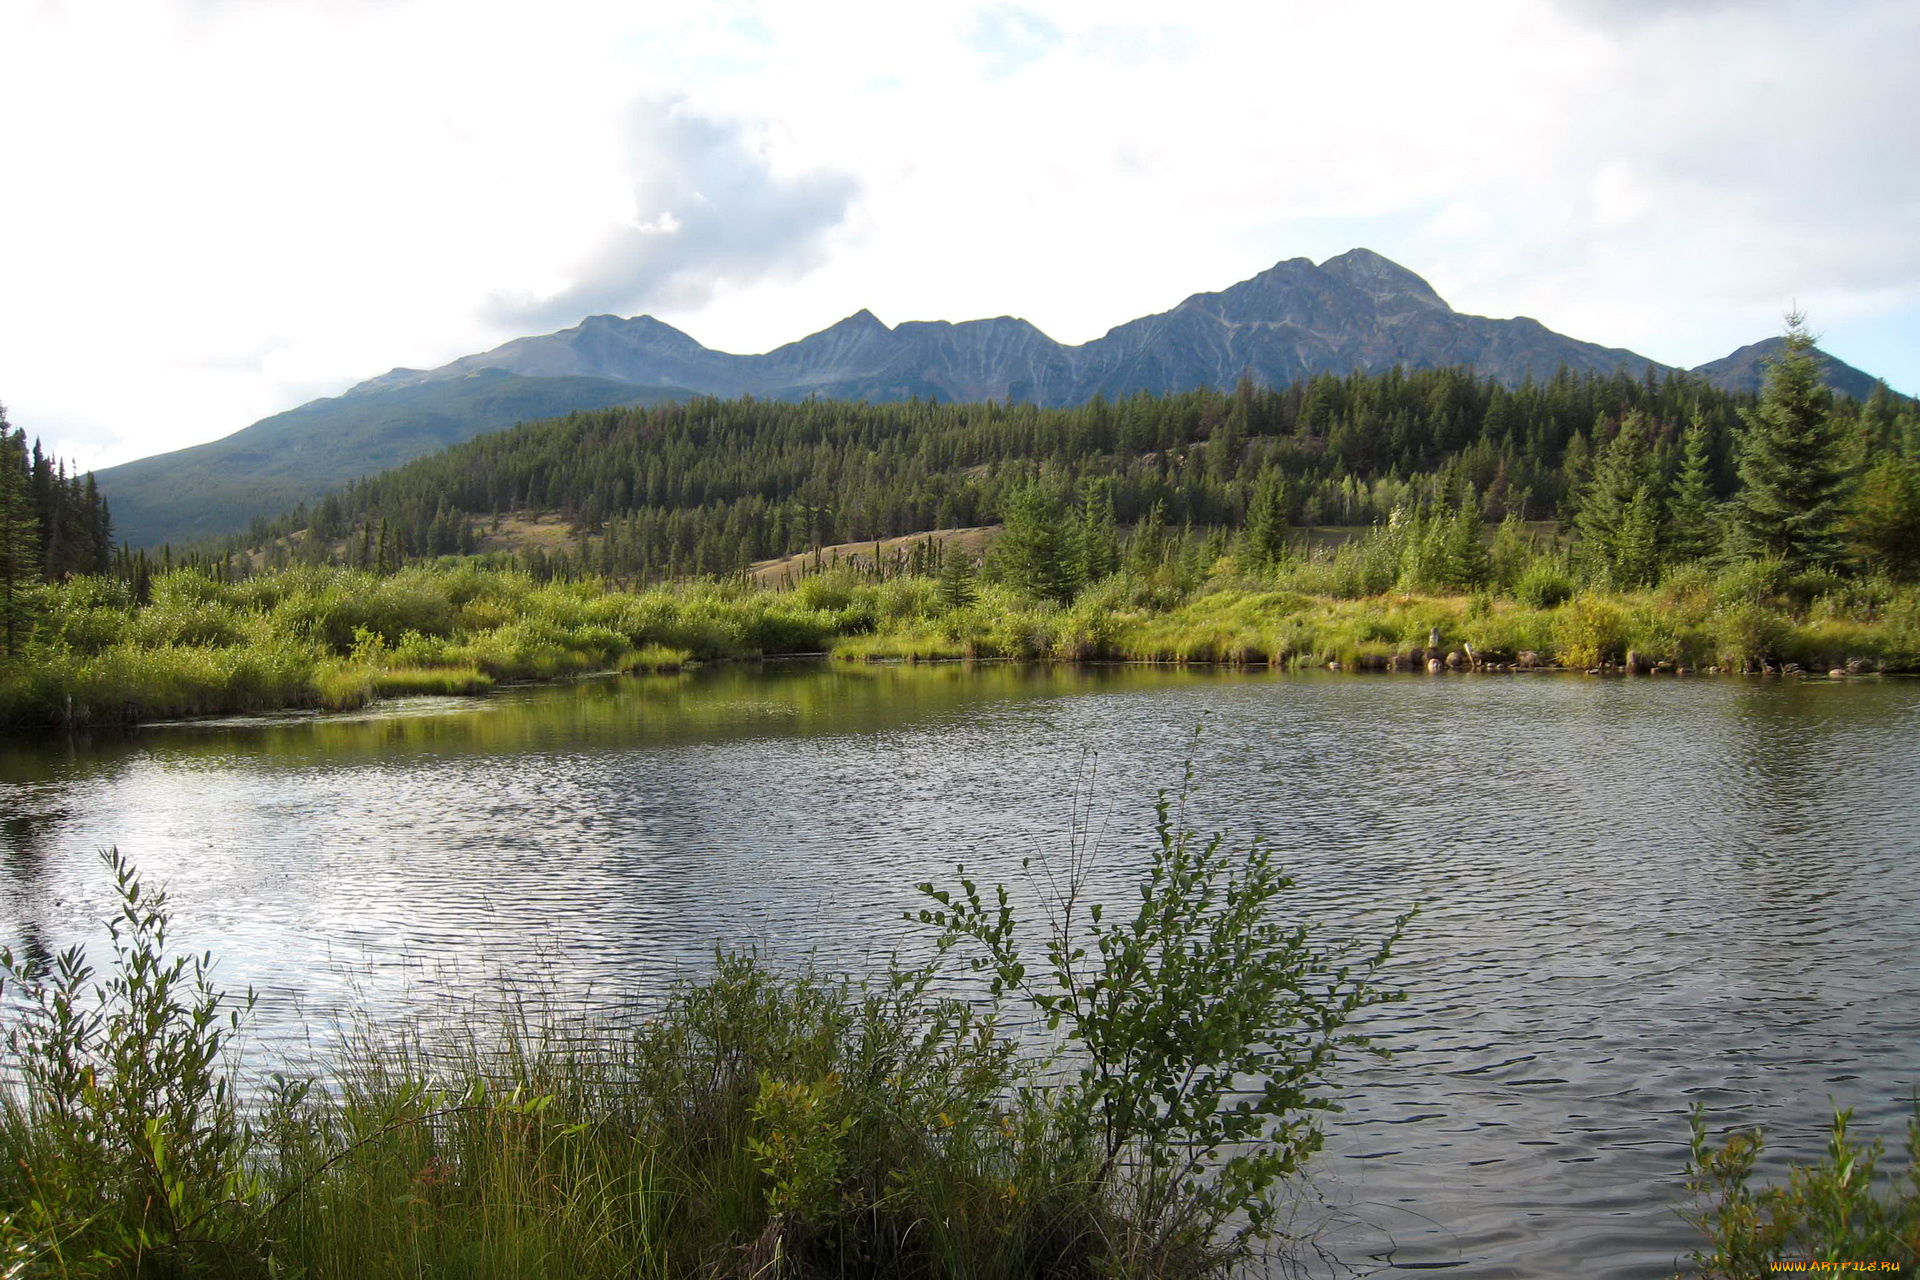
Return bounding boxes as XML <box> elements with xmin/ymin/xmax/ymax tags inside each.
<box><xmin>97</xmin><ymin>248</ymin><xmax>1891</xmax><ymax>548</ymax></box>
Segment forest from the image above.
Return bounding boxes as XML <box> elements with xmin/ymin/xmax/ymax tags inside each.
<box><xmin>190</xmin><ymin>323</ymin><xmax>1917</xmax><ymax>589</ymax></box>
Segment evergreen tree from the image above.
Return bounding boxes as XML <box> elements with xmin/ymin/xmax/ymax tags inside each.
<box><xmin>1613</xmin><ymin>486</ymin><xmax>1662</xmax><ymax>588</ymax></box>
<box><xmin>1730</xmin><ymin>312</ymin><xmax>1849</xmax><ymax>571</ymax></box>
<box><xmin>1847</xmin><ymin>456</ymin><xmax>1920</xmax><ymax>580</ymax></box>
<box><xmin>1443</xmin><ymin>486</ymin><xmax>1492</xmax><ymax>589</ymax></box>
<box><xmin>1074</xmin><ymin>478</ymin><xmax>1120</xmax><ymax>584</ymax></box>
<box><xmin>1129</xmin><ymin>499</ymin><xmax>1167</xmax><ymax>575</ymax></box>
<box><xmin>1237</xmin><ymin>468</ymin><xmax>1289</xmax><ymax>575</ymax></box>
<box><xmin>936</xmin><ymin>546</ymin><xmax>978</xmax><ymax>609</ymax></box>
<box><xmin>1575</xmin><ymin>412</ymin><xmax>1658</xmax><ymax>585</ymax></box>
<box><xmin>1665</xmin><ymin>412</ymin><xmax>1721</xmax><ymax>564</ymax></box>
<box><xmin>992</xmin><ymin>480</ymin><xmax>1075</xmax><ymax>603</ymax></box>
<box><xmin>0</xmin><ymin>422</ymin><xmax>40</xmax><ymax>657</ymax></box>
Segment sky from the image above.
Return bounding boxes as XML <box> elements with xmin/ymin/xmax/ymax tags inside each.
<box><xmin>1</xmin><ymin>0</ymin><xmax>1916</xmax><ymax>473</ymax></box>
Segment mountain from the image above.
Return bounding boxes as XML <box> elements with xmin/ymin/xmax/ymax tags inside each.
<box><xmin>359</xmin><ymin>249</ymin><xmax>1665</xmax><ymax>405</ymax></box>
<box><xmin>1690</xmin><ymin>337</ymin><xmax>1885</xmax><ymax>402</ymax></box>
<box><xmin>96</xmin><ymin>248</ymin><xmax>1894</xmax><ymax>547</ymax></box>
<box><xmin>98</xmin><ymin>371</ymin><xmax>688</xmax><ymax>548</ymax></box>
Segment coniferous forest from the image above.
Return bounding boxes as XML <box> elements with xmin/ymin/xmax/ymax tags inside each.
<box><xmin>208</xmin><ymin>340</ymin><xmax>1917</xmax><ymax>588</ymax></box>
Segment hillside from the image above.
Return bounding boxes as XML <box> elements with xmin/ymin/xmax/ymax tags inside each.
<box><xmin>223</xmin><ymin>365</ymin><xmax>1805</xmax><ymax>582</ymax></box>
<box><xmin>1690</xmin><ymin>336</ymin><xmax>1885</xmax><ymax>401</ymax></box>
<box><xmin>97</xmin><ymin>371</ymin><xmax>688</xmax><ymax>548</ymax></box>
<box><xmin>98</xmin><ymin>248</ymin><xmax>1898</xmax><ymax>549</ymax></box>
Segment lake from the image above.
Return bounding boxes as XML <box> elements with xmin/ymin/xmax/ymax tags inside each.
<box><xmin>3</xmin><ymin>663</ymin><xmax>1917</xmax><ymax>1278</ymax></box>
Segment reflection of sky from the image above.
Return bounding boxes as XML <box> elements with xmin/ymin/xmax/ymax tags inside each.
<box><xmin>2</xmin><ymin>667</ymin><xmax>1918</xmax><ymax>1280</ymax></box>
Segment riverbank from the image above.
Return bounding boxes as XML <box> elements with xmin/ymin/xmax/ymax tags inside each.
<box><xmin>0</xmin><ymin>788</ymin><xmax>1406</xmax><ymax>1280</ymax></box>
<box><xmin>2</xmin><ymin>559</ymin><xmax>1916</xmax><ymax>728</ymax></box>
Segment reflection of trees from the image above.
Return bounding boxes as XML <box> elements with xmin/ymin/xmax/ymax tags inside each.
<box><xmin>117</xmin><ymin>664</ymin><xmax>1184</xmax><ymax>770</ymax></box>
<box><xmin>1</xmin><ymin>808</ymin><xmax>63</xmax><ymax>971</ymax></box>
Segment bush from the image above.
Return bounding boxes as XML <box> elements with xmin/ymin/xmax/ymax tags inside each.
<box><xmin>1683</xmin><ymin>1106</ymin><xmax>1920</xmax><ymax>1277</ymax></box>
<box><xmin>1552</xmin><ymin>593</ymin><xmax>1630</xmax><ymax>668</ymax></box>
<box><xmin>1714</xmin><ymin>604</ymin><xmax>1788</xmax><ymax>673</ymax></box>
<box><xmin>1716</xmin><ymin>557</ymin><xmax>1790</xmax><ymax>610</ymax></box>
<box><xmin>917</xmin><ymin>754</ymin><xmax>1411</xmax><ymax>1272</ymax></box>
<box><xmin>0</xmin><ymin>851</ymin><xmax>261</xmax><ymax>1274</ymax></box>
<box><xmin>1514</xmin><ymin>558</ymin><xmax>1576</xmax><ymax>610</ymax></box>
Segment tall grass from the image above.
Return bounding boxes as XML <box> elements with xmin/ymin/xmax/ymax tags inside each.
<box><xmin>1</xmin><ymin>793</ymin><xmax>1409</xmax><ymax>1279</ymax></box>
<box><xmin>4</xmin><ymin>553</ymin><xmax>1918</xmax><ymax>727</ymax></box>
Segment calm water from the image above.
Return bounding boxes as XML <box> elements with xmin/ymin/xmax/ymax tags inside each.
<box><xmin>3</xmin><ymin>664</ymin><xmax>1918</xmax><ymax>1278</ymax></box>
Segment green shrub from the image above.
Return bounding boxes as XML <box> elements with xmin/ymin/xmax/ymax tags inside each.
<box><xmin>0</xmin><ymin>851</ymin><xmax>262</xmax><ymax>1275</ymax></box>
<box><xmin>1683</xmin><ymin>1106</ymin><xmax>1919</xmax><ymax>1277</ymax></box>
<box><xmin>1514</xmin><ymin>558</ymin><xmax>1575</xmax><ymax>610</ymax></box>
<box><xmin>918</xmin><ymin>754</ymin><xmax>1410</xmax><ymax>1272</ymax></box>
<box><xmin>1716</xmin><ymin>557</ymin><xmax>1790</xmax><ymax>610</ymax></box>
<box><xmin>1714</xmin><ymin>604</ymin><xmax>1789</xmax><ymax>673</ymax></box>
<box><xmin>1552</xmin><ymin>594</ymin><xmax>1630</xmax><ymax>667</ymax></box>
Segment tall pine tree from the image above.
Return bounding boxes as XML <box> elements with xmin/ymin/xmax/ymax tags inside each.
<box><xmin>0</xmin><ymin>419</ymin><xmax>40</xmax><ymax>657</ymax></box>
<box><xmin>1730</xmin><ymin>312</ymin><xmax>1849</xmax><ymax>570</ymax></box>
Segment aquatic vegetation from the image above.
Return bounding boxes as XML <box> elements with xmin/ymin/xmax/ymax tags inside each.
<box><xmin>2</xmin><ymin>555</ymin><xmax>1918</xmax><ymax>729</ymax></box>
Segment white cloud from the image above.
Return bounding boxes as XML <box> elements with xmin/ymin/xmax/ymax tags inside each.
<box><xmin>0</xmin><ymin>0</ymin><xmax>1914</xmax><ymax>474</ymax></box>
<box><xmin>482</xmin><ymin>97</ymin><xmax>857</xmax><ymax>330</ymax></box>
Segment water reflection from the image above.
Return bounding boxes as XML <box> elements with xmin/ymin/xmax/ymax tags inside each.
<box><xmin>1</xmin><ymin>666</ymin><xmax>1917</xmax><ymax>1280</ymax></box>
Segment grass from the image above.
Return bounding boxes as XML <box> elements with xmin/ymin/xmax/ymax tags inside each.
<box><xmin>0</xmin><ymin>776</ymin><xmax>1411</xmax><ymax>1279</ymax></box>
<box><xmin>4</xmin><ymin>552</ymin><xmax>1919</xmax><ymax>728</ymax></box>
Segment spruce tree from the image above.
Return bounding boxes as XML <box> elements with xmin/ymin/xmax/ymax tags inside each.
<box><xmin>936</xmin><ymin>546</ymin><xmax>978</xmax><ymax>609</ymax></box>
<box><xmin>1237</xmin><ymin>468</ymin><xmax>1289</xmax><ymax>575</ymax></box>
<box><xmin>1574</xmin><ymin>411</ymin><xmax>1657</xmax><ymax>586</ymax></box>
<box><xmin>1847</xmin><ymin>456</ymin><xmax>1920</xmax><ymax>580</ymax></box>
<box><xmin>992</xmin><ymin>480</ymin><xmax>1075</xmax><ymax>603</ymax></box>
<box><xmin>1730</xmin><ymin>312</ymin><xmax>1849</xmax><ymax>571</ymax></box>
<box><xmin>1613</xmin><ymin>486</ymin><xmax>1662</xmax><ymax>588</ymax></box>
<box><xmin>1130</xmin><ymin>499</ymin><xmax>1167</xmax><ymax>575</ymax></box>
<box><xmin>0</xmin><ymin>421</ymin><xmax>40</xmax><ymax>657</ymax></box>
<box><xmin>1443</xmin><ymin>486</ymin><xmax>1492</xmax><ymax>589</ymax></box>
<box><xmin>1665</xmin><ymin>412</ymin><xmax>1721</xmax><ymax>564</ymax></box>
<box><xmin>1074</xmin><ymin>478</ymin><xmax>1120</xmax><ymax>584</ymax></box>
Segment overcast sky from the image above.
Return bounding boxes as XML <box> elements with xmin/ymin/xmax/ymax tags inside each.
<box><xmin>2</xmin><ymin>0</ymin><xmax>1915</xmax><ymax>472</ymax></box>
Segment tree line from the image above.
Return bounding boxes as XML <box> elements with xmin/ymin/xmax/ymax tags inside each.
<box><xmin>212</xmin><ymin>337</ymin><xmax>1914</xmax><ymax>590</ymax></box>
<box><xmin>1</xmin><ymin>405</ymin><xmax>115</xmax><ymax>654</ymax></box>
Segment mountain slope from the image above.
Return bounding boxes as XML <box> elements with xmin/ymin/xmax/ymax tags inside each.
<box><xmin>1690</xmin><ymin>337</ymin><xmax>1885</xmax><ymax>401</ymax></box>
<box><xmin>356</xmin><ymin>248</ymin><xmax>1667</xmax><ymax>406</ymax></box>
<box><xmin>97</xmin><ymin>247</ymin><xmax>1898</xmax><ymax>548</ymax></box>
<box><xmin>99</xmin><ymin>370</ymin><xmax>687</xmax><ymax>547</ymax></box>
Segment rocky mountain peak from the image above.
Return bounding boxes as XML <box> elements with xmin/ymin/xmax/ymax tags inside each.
<box><xmin>1318</xmin><ymin>248</ymin><xmax>1449</xmax><ymax>310</ymax></box>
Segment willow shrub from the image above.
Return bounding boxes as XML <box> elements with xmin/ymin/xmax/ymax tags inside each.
<box><xmin>1683</xmin><ymin>1106</ymin><xmax>1920</xmax><ymax>1277</ymax></box>
<box><xmin>917</xmin><ymin>757</ymin><xmax>1412</xmax><ymax>1275</ymax></box>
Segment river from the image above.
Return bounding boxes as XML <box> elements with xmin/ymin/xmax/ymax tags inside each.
<box><xmin>3</xmin><ymin>664</ymin><xmax>1917</xmax><ymax>1278</ymax></box>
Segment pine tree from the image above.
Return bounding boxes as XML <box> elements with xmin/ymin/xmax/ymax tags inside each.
<box><xmin>1847</xmin><ymin>456</ymin><xmax>1920</xmax><ymax>580</ymax></box>
<box><xmin>1575</xmin><ymin>412</ymin><xmax>1657</xmax><ymax>585</ymax></box>
<box><xmin>1129</xmin><ymin>499</ymin><xmax>1167</xmax><ymax>574</ymax></box>
<box><xmin>992</xmin><ymin>480</ymin><xmax>1075</xmax><ymax>603</ymax></box>
<box><xmin>1074</xmin><ymin>478</ymin><xmax>1120</xmax><ymax>584</ymax></box>
<box><xmin>1730</xmin><ymin>312</ymin><xmax>1849</xmax><ymax>571</ymax></box>
<box><xmin>0</xmin><ymin>421</ymin><xmax>40</xmax><ymax>657</ymax></box>
<box><xmin>1665</xmin><ymin>412</ymin><xmax>1721</xmax><ymax>564</ymax></box>
<box><xmin>1613</xmin><ymin>486</ymin><xmax>1662</xmax><ymax>588</ymax></box>
<box><xmin>936</xmin><ymin>546</ymin><xmax>978</xmax><ymax>609</ymax></box>
<box><xmin>1443</xmin><ymin>486</ymin><xmax>1492</xmax><ymax>589</ymax></box>
<box><xmin>1237</xmin><ymin>468</ymin><xmax>1289</xmax><ymax>575</ymax></box>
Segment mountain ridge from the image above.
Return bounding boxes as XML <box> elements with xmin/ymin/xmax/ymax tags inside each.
<box><xmin>97</xmin><ymin>248</ymin><xmax>1894</xmax><ymax>547</ymax></box>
